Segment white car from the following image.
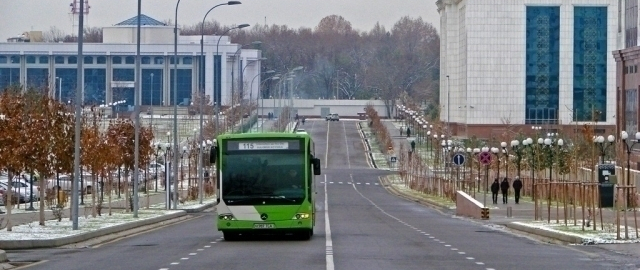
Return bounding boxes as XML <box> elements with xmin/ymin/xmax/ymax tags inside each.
<box><xmin>325</xmin><ymin>113</ymin><xmax>339</xmax><ymax>121</ymax></box>
<box><xmin>46</xmin><ymin>173</ymin><xmax>101</xmax><ymax>194</ymax></box>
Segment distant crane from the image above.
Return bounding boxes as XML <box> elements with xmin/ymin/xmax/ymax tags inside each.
<box><xmin>69</xmin><ymin>0</ymin><xmax>90</xmax><ymax>37</ymax></box>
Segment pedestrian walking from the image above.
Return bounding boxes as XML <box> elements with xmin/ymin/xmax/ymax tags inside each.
<box><xmin>500</xmin><ymin>178</ymin><xmax>510</xmax><ymax>204</ymax></box>
<box><xmin>512</xmin><ymin>176</ymin><xmax>523</xmax><ymax>204</ymax></box>
<box><xmin>400</xmin><ymin>126</ymin><xmax>404</xmax><ymax>136</ymax></box>
<box><xmin>490</xmin><ymin>178</ymin><xmax>499</xmax><ymax>204</ymax></box>
<box><xmin>301</xmin><ymin>117</ymin><xmax>306</xmax><ymax>125</ymax></box>
<box><xmin>406</xmin><ymin>127</ymin><xmax>411</xmax><ymax>137</ymax></box>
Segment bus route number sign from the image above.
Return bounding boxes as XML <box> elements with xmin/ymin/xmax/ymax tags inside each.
<box><xmin>239</xmin><ymin>142</ymin><xmax>289</xmax><ymax>150</ymax></box>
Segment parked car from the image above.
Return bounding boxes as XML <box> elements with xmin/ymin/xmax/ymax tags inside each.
<box><xmin>325</xmin><ymin>113</ymin><xmax>339</xmax><ymax>121</ymax></box>
<box><xmin>46</xmin><ymin>173</ymin><xmax>101</xmax><ymax>194</ymax></box>
<box><xmin>1</xmin><ymin>178</ymin><xmax>40</xmax><ymax>200</ymax></box>
<box><xmin>0</xmin><ymin>182</ymin><xmax>28</xmax><ymax>203</ymax></box>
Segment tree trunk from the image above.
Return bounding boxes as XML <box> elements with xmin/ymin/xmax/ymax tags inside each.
<box><xmin>39</xmin><ymin>172</ymin><xmax>46</xmax><ymax>226</ymax></box>
<box><xmin>5</xmin><ymin>171</ymin><xmax>13</xmax><ymax>231</ymax></box>
<box><xmin>108</xmin><ymin>172</ymin><xmax>112</xmax><ymax>216</ymax></box>
<box><xmin>91</xmin><ymin>172</ymin><xmax>96</xmax><ymax>218</ymax></box>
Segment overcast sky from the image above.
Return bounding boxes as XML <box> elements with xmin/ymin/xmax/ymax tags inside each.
<box><xmin>0</xmin><ymin>0</ymin><xmax>439</xmax><ymax>40</ymax></box>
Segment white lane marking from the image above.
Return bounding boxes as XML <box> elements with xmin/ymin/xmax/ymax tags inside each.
<box><xmin>159</xmin><ymin>268</ymin><xmax>169</xmax><ymax>270</ymax></box>
<box><xmin>349</xmin><ymin>180</ymin><xmax>491</xmax><ymax>268</ymax></box>
<box><xmin>181</xmin><ymin>258</ymin><xmax>189</xmax><ymax>260</ymax></box>
<box><xmin>325</xmin><ymin>121</ymin><xmax>330</xmax><ymax>169</ymax></box>
<box><xmin>338</xmin><ymin>182</ymin><xmax>343</xmax><ymax>184</ymax></box>
<box><xmin>204</xmin><ymin>245</ymin><xmax>211</xmax><ymax>248</ymax></box>
<box><xmin>189</xmin><ymin>253</ymin><xmax>197</xmax><ymax>256</ymax></box>
<box><xmin>170</xmin><ymin>262</ymin><xmax>179</xmax><ymax>265</ymax></box>
<box><xmin>343</xmin><ymin>121</ymin><xmax>351</xmax><ymax>168</ymax></box>
<box><xmin>197</xmin><ymin>249</ymin><xmax>204</xmax><ymax>251</ymax></box>
<box><xmin>325</xmin><ymin>175</ymin><xmax>335</xmax><ymax>270</ymax></box>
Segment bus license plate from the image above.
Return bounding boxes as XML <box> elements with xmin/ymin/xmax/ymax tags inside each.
<box><xmin>253</xmin><ymin>223</ymin><xmax>275</xmax><ymax>229</ymax></box>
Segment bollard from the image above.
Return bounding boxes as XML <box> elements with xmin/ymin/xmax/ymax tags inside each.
<box><xmin>507</xmin><ymin>206</ymin><xmax>512</xmax><ymax>218</ymax></box>
<box><xmin>481</xmin><ymin>207</ymin><xmax>490</xmax><ymax>220</ymax></box>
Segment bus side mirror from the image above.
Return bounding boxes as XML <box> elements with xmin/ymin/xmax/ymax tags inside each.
<box><xmin>210</xmin><ymin>146</ymin><xmax>217</xmax><ymax>164</ymax></box>
<box><xmin>312</xmin><ymin>158</ymin><xmax>321</xmax><ymax>175</ymax></box>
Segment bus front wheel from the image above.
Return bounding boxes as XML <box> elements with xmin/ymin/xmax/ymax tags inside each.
<box><xmin>298</xmin><ymin>229</ymin><xmax>313</xmax><ymax>240</ymax></box>
<box><xmin>223</xmin><ymin>231</ymin><xmax>239</xmax><ymax>241</ymax></box>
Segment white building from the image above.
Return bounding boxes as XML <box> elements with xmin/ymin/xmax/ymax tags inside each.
<box><xmin>0</xmin><ymin>14</ymin><xmax>263</xmax><ymax>109</ymax></box>
<box><xmin>437</xmin><ymin>0</ymin><xmax>620</xmax><ymax>139</ymax></box>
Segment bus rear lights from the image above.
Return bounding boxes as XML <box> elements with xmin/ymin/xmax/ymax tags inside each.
<box><xmin>219</xmin><ymin>214</ymin><xmax>236</xmax><ymax>220</ymax></box>
<box><xmin>292</xmin><ymin>213</ymin><xmax>310</xmax><ymax>220</ymax></box>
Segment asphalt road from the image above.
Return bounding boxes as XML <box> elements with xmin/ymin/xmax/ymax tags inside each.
<box><xmin>6</xmin><ymin>119</ymin><xmax>640</xmax><ymax>270</ymax></box>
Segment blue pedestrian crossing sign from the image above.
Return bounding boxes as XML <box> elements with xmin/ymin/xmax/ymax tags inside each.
<box><xmin>452</xmin><ymin>154</ymin><xmax>465</xmax><ymax>166</ymax></box>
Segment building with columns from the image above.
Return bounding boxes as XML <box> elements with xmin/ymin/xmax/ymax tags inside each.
<box><xmin>0</xmin><ymin>14</ymin><xmax>262</xmax><ymax>109</ymax></box>
<box><xmin>437</xmin><ymin>0</ymin><xmax>620</xmax><ymax>139</ymax></box>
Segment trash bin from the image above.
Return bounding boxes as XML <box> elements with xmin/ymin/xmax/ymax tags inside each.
<box><xmin>598</xmin><ymin>164</ymin><xmax>616</xmax><ymax>208</ymax></box>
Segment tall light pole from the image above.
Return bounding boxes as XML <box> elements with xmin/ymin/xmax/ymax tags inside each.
<box><xmin>71</xmin><ymin>0</ymin><xmax>86</xmax><ymax>230</ymax></box>
<box><xmin>231</xmin><ymin>41</ymin><xmax>262</xmax><ymax>105</ymax></box>
<box><xmin>266</xmin><ymin>76</ymin><xmax>280</xmax><ymax>131</ymax></box>
<box><xmin>172</xmin><ymin>0</ymin><xmax>182</xmax><ymax>209</ymax></box>
<box><xmin>56</xmin><ymin>77</ymin><xmax>62</xmax><ymax>102</ymax></box>
<box><xmin>621</xmin><ymin>131</ymin><xmax>640</xmax><ymax>216</ymax></box>
<box><xmin>214</xmin><ymin>24</ymin><xmax>250</xmax><ymax>134</ymax></box>
<box><xmin>133</xmin><ymin>0</ymin><xmax>142</xmax><ymax>218</ymax></box>
<box><xmin>198</xmin><ymin>0</ymin><xmax>242</xmax><ymax>205</ymax></box>
<box><xmin>249</xmin><ymin>70</ymin><xmax>274</xmax><ymax>131</ymax></box>
<box><xmin>446</xmin><ymin>75</ymin><xmax>450</xmax><ymax>136</ymax></box>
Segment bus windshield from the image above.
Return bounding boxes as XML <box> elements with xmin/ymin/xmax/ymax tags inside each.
<box><xmin>221</xmin><ymin>152</ymin><xmax>305</xmax><ymax>205</ymax></box>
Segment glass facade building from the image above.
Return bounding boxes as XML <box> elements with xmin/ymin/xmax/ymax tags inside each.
<box><xmin>525</xmin><ymin>6</ymin><xmax>560</xmax><ymax>125</ymax></box>
<box><xmin>573</xmin><ymin>7</ymin><xmax>608</xmax><ymax>122</ymax></box>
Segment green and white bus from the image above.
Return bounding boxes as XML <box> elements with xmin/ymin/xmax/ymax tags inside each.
<box><xmin>211</xmin><ymin>132</ymin><xmax>322</xmax><ymax>240</ymax></box>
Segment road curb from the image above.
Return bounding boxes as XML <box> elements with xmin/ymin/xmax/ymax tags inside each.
<box><xmin>0</xmin><ymin>211</ymin><xmax>187</xmax><ymax>250</ymax></box>
<box><xmin>504</xmin><ymin>222</ymin><xmax>584</xmax><ymax>244</ymax></box>
<box><xmin>184</xmin><ymin>202</ymin><xmax>216</xmax><ymax>213</ymax></box>
<box><xmin>380</xmin><ymin>177</ymin><xmax>448</xmax><ymax>210</ymax></box>
<box><xmin>0</xmin><ymin>249</ymin><xmax>6</xmax><ymax>263</ymax></box>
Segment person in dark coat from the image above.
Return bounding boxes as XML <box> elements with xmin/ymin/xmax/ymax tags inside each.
<box><xmin>490</xmin><ymin>178</ymin><xmax>500</xmax><ymax>204</ymax></box>
<box><xmin>500</xmin><ymin>178</ymin><xmax>510</xmax><ymax>204</ymax></box>
<box><xmin>512</xmin><ymin>176</ymin><xmax>523</xmax><ymax>204</ymax></box>
<box><xmin>406</xmin><ymin>127</ymin><xmax>411</xmax><ymax>137</ymax></box>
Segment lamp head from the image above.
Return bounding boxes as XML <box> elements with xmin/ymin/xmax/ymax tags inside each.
<box><xmin>544</xmin><ymin>138</ymin><xmax>552</xmax><ymax>145</ymax></box>
<box><xmin>607</xmin><ymin>135</ymin><xmax>615</xmax><ymax>143</ymax></box>
<box><xmin>500</xmin><ymin>141</ymin><xmax>507</xmax><ymax>148</ymax></box>
<box><xmin>621</xmin><ymin>131</ymin><xmax>629</xmax><ymax>140</ymax></box>
<box><xmin>237</xmin><ymin>24</ymin><xmax>250</xmax><ymax>29</ymax></box>
<box><xmin>227</xmin><ymin>1</ymin><xmax>241</xmax><ymax>5</ymax></box>
<box><xmin>557</xmin><ymin>139</ymin><xmax>564</xmax><ymax>146</ymax></box>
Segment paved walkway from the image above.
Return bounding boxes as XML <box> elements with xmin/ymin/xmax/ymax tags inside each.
<box><xmin>380</xmin><ymin>119</ymin><xmax>627</xmax><ymax>225</ymax></box>
<box><xmin>1</xmin><ymin>192</ymin><xmax>177</xmax><ymax>229</ymax></box>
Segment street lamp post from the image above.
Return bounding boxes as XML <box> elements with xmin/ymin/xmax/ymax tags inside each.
<box><xmin>71</xmin><ymin>0</ymin><xmax>86</xmax><ymax>230</ymax></box>
<box><xmin>482</xmin><ymin>147</ymin><xmax>490</xmax><ymax>206</ymax></box>
<box><xmin>249</xmin><ymin>70</ymin><xmax>275</xmax><ymax>131</ymax></box>
<box><xmin>621</xmin><ymin>131</ymin><xmax>640</xmax><ymax>209</ymax></box>
<box><xmin>543</xmin><ymin>136</ymin><xmax>564</xmax><ymax>222</ymax></box>
<box><xmin>197</xmin><ymin>1</ymin><xmax>242</xmax><ymax>206</ymax></box>
<box><xmin>56</xmin><ymin>77</ymin><xmax>62</xmax><ymax>102</ymax></box>
<box><xmin>231</xmin><ymin>41</ymin><xmax>262</xmax><ymax>105</ymax></box>
<box><xmin>214</xmin><ymin>24</ymin><xmax>251</xmax><ymax>135</ymax></box>
<box><xmin>594</xmin><ymin>135</ymin><xmax>615</xmax><ymax>164</ymax></box>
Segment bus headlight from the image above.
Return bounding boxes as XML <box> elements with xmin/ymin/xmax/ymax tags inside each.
<box><xmin>292</xmin><ymin>213</ymin><xmax>310</xmax><ymax>220</ymax></box>
<box><xmin>218</xmin><ymin>214</ymin><xmax>236</xmax><ymax>220</ymax></box>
